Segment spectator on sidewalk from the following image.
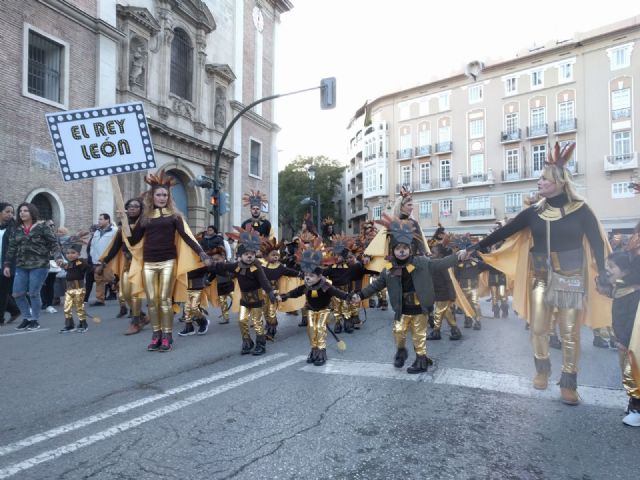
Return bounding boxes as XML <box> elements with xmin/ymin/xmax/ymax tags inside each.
<box><xmin>0</xmin><ymin>202</ymin><xmax>21</xmax><ymax>325</ymax></box>
<box><xmin>87</xmin><ymin>214</ymin><xmax>115</xmax><ymax>306</ymax></box>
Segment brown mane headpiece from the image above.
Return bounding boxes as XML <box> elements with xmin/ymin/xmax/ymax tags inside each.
<box><xmin>243</xmin><ymin>190</ymin><xmax>267</xmax><ymax>208</ymax></box>
<box><xmin>144</xmin><ymin>170</ymin><xmax>177</xmax><ymax>189</ymax></box>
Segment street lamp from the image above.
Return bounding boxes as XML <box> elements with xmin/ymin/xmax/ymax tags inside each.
<box><xmin>307</xmin><ymin>164</ymin><xmax>320</xmax><ymax>228</ymax></box>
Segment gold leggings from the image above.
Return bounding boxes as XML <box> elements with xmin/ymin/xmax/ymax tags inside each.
<box><xmin>261</xmin><ymin>292</ymin><xmax>277</xmax><ymax>326</ymax></box>
<box><xmin>461</xmin><ymin>286</ymin><xmax>480</xmax><ymax>319</ymax></box>
<box><xmin>331</xmin><ymin>296</ymin><xmax>351</xmax><ymax>322</ymax></box>
<box><xmin>618</xmin><ymin>349</ymin><xmax>640</xmax><ymax>400</ymax></box>
<box><xmin>119</xmin><ymin>269</ymin><xmax>142</xmax><ymax>316</ymax></box>
<box><xmin>239</xmin><ymin>305</ymin><xmax>264</xmax><ymax>337</ymax></box>
<box><xmin>143</xmin><ymin>259</ymin><xmax>176</xmax><ymax>334</ymax></box>
<box><xmin>433</xmin><ymin>300</ymin><xmax>456</xmax><ymax>330</ymax></box>
<box><xmin>184</xmin><ymin>289</ymin><xmax>203</xmax><ymax>324</ymax></box>
<box><xmin>218</xmin><ymin>294</ymin><xmax>231</xmax><ymax>321</ymax></box>
<box><xmin>307</xmin><ymin>309</ymin><xmax>331</xmax><ymax>349</ymax></box>
<box><xmin>394</xmin><ymin>314</ymin><xmax>427</xmax><ymax>356</ymax></box>
<box><xmin>490</xmin><ymin>285</ymin><xmax>507</xmax><ymax>306</ymax></box>
<box><xmin>530</xmin><ymin>277</ymin><xmax>580</xmax><ymax>373</ymax></box>
<box><xmin>64</xmin><ymin>288</ymin><xmax>86</xmax><ymax>321</ymax></box>
<box><xmin>349</xmin><ymin>300</ymin><xmax>360</xmax><ymax>318</ymax></box>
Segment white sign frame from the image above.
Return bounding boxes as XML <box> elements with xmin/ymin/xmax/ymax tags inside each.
<box><xmin>46</xmin><ymin>102</ymin><xmax>156</xmax><ymax>182</ymax></box>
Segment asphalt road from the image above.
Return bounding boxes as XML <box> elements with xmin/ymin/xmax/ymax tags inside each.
<box><xmin>0</xmin><ymin>298</ymin><xmax>637</xmax><ymax>480</ymax></box>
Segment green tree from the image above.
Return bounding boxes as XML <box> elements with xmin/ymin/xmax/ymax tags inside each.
<box><xmin>278</xmin><ymin>156</ymin><xmax>345</xmax><ymax>240</ymax></box>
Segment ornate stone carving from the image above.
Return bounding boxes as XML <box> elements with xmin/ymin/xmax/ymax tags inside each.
<box><xmin>214</xmin><ymin>86</ymin><xmax>227</xmax><ymax>129</ymax></box>
<box><xmin>172</xmin><ymin>96</ymin><xmax>195</xmax><ymax>120</ymax></box>
<box><xmin>128</xmin><ymin>36</ymin><xmax>148</xmax><ymax>89</ymax></box>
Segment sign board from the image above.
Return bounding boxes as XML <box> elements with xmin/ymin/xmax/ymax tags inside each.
<box><xmin>46</xmin><ymin>102</ymin><xmax>156</xmax><ymax>182</ymax></box>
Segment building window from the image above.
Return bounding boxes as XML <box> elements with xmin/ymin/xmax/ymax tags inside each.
<box><xmin>419</xmin><ymin>98</ymin><xmax>429</xmax><ymax>116</ymax></box>
<box><xmin>439</xmin><ymin>199</ymin><xmax>452</xmax><ymax>217</ymax></box>
<box><xmin>505</xmin><ymin>77</ymin><xmax>517</xmax><ymax>95</ymax></box>
<box><xmin>438</xmin><ymin>125</ymin><xmax>451</xmax><ymax>143</ymax></box>
<box><xmin>364</xmin><ymin>169</ymin><xmax>376</xmax><ymax>194</ymax></box>
<box><xmin>612</xmin><ymin>131</ymin><xmax>632</xmax><ymax>159</ymax></box>
<box><xmin>419</xmin><ymin>201</ymin><xmax>432</xmax><ymax>218</ymax></box>
<box><xmin>438</xmin><ymin>92</ymin><xmax>450</xmax><ymax>111</ymax></box>
<box><xmin>170</xmin><ymin>28</ymin><xmax>193</xmax><ymax>101</ymax></box>
<box><xmin>467</xmin><ymin>196</ymin><xmax>490</xmax><ymax>211</ymax></box>
<box><xmin>558</xmin><ymin>101</ymin><xmax>574</xmax><ymax>123</ymax></box>
<box><xmin>612</xmin><ymin>88</ymin><xmax>631</xmax><ymax>119</ymax></box>
<box><xmin>26</xmin><ymin>29</ymin><xmax>65</xmax><ymax>105</ymax></box>
<box><xmin>469</xmin><ymin>119</ymin><xmax>484</xmax><ymax>139</ymax></box>
<box><xmin>531</xmin><ymin>70</ymin><xmax>544</xmax><ymax>89</ymax></box>
<box><xmin>505</xmin><ymin>149</ymin><xmax>519</xmax><ymax>178</ymax></box>
<box><xmin>249</xmin><ymin>139</ymin><xmax>261</xmax><ymax>177</ymax></box>
<box><xmin>440</xmin><ymin>160</ymin><xmax>451</xmax><ymax>183</ymax></box>
<box><xmin>468</xmin><ymin>84</ymin><xmax>483</xmax><ymax>103</ymax></box>
<box><xmin>612</xmin><ymin>182</ymin><xmax>634</xmax><ymax>199</ymax></box>
<box><xmin>372</xmin><ymin>205</ymin><xmax>383</xmax><ymax>219</ymax></box>
<box><xmin>532</xmin><ymin>144</ymin><xmax>547</xmax><ymax>173</ymax></box>
<box><xmin>505</xmin><ymin>193</ymin><xmax>523</xmax><ymax>214</ymax></box>
<box><xmin>531</xmin><ymin>107</ymin><xmax>546</xmax><ymax>128</ymax></box>
<box><xmin>558</xmin><ymin>63</ymin><xmax>573</xmax><ymax>83</ymax></box>
<box><xmin>470</xmin><ymin>154</ymin><xmax>484</xmax><ymax>176</ymax></box>
<box><xmin>399</xmin><ymin>128</ymin><xmax>412</xmax><ymax>151</ymax></box>
<box><xmin>400</xmin><ymin>165</ymin><xmax>411</xmax><ymax>188</ymax></box>
<box><xmin>399</xmin><ymin>102</ymin><xmax>410</xmax><ymax>121</ymax></box>
<box><xmin>505</xmin><ymin>112</ymin><xmax>519</xmax><ymax>134</ymax></box>
<box><xmin>608</xmin><ymin>43</ymin><xmax>633</xmax><ymax>70</ymax></box>
<box><xmin>418</xmin><ymin>124</ymin><xmax>430</xmax><ymax>148</ymax></box>
<box><xmin>419</xmin><ymin>162</ymin><xmax>431</xmax><ymax>187</ymax></box>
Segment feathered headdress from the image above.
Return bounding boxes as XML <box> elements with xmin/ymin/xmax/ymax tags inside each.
<box><xmin>545</xmin><ymin>142</ymin><xmax>576</xmax><ymax>170</ymax></box>
<box><xmin>299</xmin><ymin>231</ymin><xmax>317</xmax><ymax>244</ymax></box>
<box><xmin>144</xmin><ymin>170</ymin><xmax>177</xmax><ymax>188</ymax></box>
<box><xmin>375</xmin><ymin>213</ymin><xmax>417</xmax><ymax>248</ymax></box>
<box><xmin>207</xmin><ymin>246</ymin><xmax>227</xmax><ymax>257</ymax></box>
<box><xmin>260</xmin><ymin>237</ymin><xmax>283</xmax><ymax>256</ymax></box>
<box><xmin>295</xmin><ymin>238</ymin><xmax>327</xmax><ymax>273</ymax></box>
<box><xmin>227</xmin><ymin>225</ymin><xmax>261</xmax><ymax>254</ymax></box>
<box><xmin>330</xmin><ymin>234</ymin><xmax>354</xmax><ymax>258</ymax></box>
<box><xmin>399</xmin><ymin>185</ymin><xmax>413</xmax><ymax>205</ymax></box>
<box><xmin>242</xmin><ymin>190</ymin><xmax>267</xmax><ymax>208</ymax></box>
<box><xmin>322</xmin><ymin>217</ymin><xmax>335</xmax><ymax>226</ymax></box>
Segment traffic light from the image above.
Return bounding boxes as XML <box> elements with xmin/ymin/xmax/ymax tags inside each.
<box><xmin>209</xmin><ymin>193</ymin><xmax>218</xmax><ymax>215</ymax></box>
<box><xmin>320</xmin><ymin>77</ymin><xmax>336</xmax><ymax>110</ymax></box>
<box><xmin>219</xmin><ymin>191</ymin><xmax>230</xmax><ymax>215</ymax></box>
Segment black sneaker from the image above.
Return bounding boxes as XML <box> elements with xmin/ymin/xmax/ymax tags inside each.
<box><xmin>15</xmin><ymin>319</ymin><xmax>31</xmax><ymax>331</ymax></box>
<box><xmin>593</xmin><ymin>335</ymin><xmax>609</xmax><ymax>348</ymax></box>
<box><xmin>196</xmin><ymin>317</ymin><xmax>210</xmax><ymax>335</ymax></box>
<box><xmin>76</xmin><ymin>321</ymin><xmax>88</xmax><ymax>333</ymax></box>
<box><xmin>178</xmin><ymin>323</ymin><xmax>196</xmax><ymax>336</ymax></box>
<box><xmin>27</xmin><ymin>321</ymin><xmax>41</xmax><ymax>331</ymax></box>
<box><xmin>59</xmin><ymin>325</ymin><xmax>76</xmax><ymax>333</ymax></box>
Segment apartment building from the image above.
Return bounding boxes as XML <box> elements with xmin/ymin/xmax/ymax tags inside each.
<box><xmin>344</xmin><ymin>16</ymin><xmax>639</xmax><ymax>237</ymax></box>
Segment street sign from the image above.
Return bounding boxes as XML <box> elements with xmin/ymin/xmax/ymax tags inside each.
<box><xmin>45</xmin><ymin>102</ymin><xmax>156</xmax><ymax>182</ymax></box>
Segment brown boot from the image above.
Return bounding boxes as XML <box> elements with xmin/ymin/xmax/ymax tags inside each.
<box><xmin>124</xmin><ymin>323</ymin><xmax>142</xmax><ymax>335</ymax></box>
<box><xmin>533</xmin><ymin>357</ymin><xmax>551</xmax><ymax>390</ymax></box>
<box><xmin>559</xmin><ymin>372</ymin><xmax>579</xmax><ymax>405</ymax></box>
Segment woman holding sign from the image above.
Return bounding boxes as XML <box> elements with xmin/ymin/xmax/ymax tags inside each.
<box><xmin>125</xmin><ymin>171</ymin><xmax>211</xmax><ymax>351</ymax></box>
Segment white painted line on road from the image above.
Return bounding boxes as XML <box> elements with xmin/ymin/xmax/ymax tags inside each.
<box><xmin>0</xmin><ymin>329</ymin><xmax>50</xmax><ymax>337</ymax></box>
<box><xmin>302</xmin><ymin>359</ymin><xmax>628</xmax><ymax>409</ymax></box>
<box><xmin>0</xmin><ymin>355</ymin><xmax>305</xmax><ymax>480</ymax></box>
<box><xmin>0</xmin><ymin>353</ymin><xmax>288</xmax><ymax>458</ymax></box>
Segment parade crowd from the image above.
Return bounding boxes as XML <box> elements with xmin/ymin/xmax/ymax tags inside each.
<box><xmin>2</xmin><ymin>143</ymin><xmax>639</xmax><ymax>427</ymax></box>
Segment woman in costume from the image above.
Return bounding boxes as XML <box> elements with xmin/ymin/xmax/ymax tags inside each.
<box><xmin>126</xmin><ymin>171</ymin><xmax>210</xmax><ymax>352</ymax></box>
<box><xmin>463</xmin><ymin>142</ymin><xmax>610</xmax><ymax>405</ymax></box>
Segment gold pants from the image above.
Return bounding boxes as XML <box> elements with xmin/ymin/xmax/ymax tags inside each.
<box><xmin>433</xmin><ymin>300</ymin><xmax>456</xmax><ymax>330</ymax></box>
<box><xmin>218</xmin><ymin>294</ymin><xmax>231</xmax><ymax>321</ymax></box>
<box><xmin>261</xmin><ymin>291</ymin><xmax>277</xmax><ymax>326</ymax></box>
<box><xmin>490</xmin><ymin>285</ymin><xmax>507</xmax><ymax>306</ymax></box>
<box><xmin>349</xmin><ymin>300</ymin><xmax>360</xmax><ymax>318</ymax></box>
<box><xmin>618</xmin><ymin>349</ymin><xmax>640</xmax><ymax>399</ymax></box>
<box><xmin>530</xmin><ymin>277</ymin><xmax>580</xmax><ymax>373</ymax></box>
<box><xmin>143</xmin><ymin>259</ymin><xmax>176</xmax><ymax>334</ymax></box>
<box><xmin>119</xmin><ymin>268</ymin><xmax>142</xmax><ymax>316</ymax></box>
<box><xmin>331</xmin><ymin>296</ymin><xmax>351</xmax><ymax>322</ymax></box>
<box><xmin>394</xmin><ymin>314</ymin><xmax>427</xmax><ymax>356</ymax></box>
<box><xmin>461</xmin><ymin>286</ymin><xmax>480</xmax><ymax>319</ymax></box>
<box><xmin>239</xmin><ymin>305</ymin><xmax>264</xmax><ymax>337</ymax></box>
<box><xmin>184</xmin><ymin>289</ymin><xmax>203</xmax><ymax>324</ymax></box>
<box><xmin>64</xmin><ymin>287</ymin><xmax>86</xmax><ymax>321</ymax></box>
<box><xmin>307</xmin><ymin>309</ymin><xmax>331</xmax><ymax>349</ymax></box>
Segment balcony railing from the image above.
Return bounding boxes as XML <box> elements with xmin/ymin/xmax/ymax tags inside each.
<box><xmin>604</xmin><ymin>152</ymin><xmax>638</xmax><ymax>171</ymax></box>
<box><xmin>505</xmin><ymin>205</ymin><xmax>523</xmax><ymax>214</ymax></box>
<box><xmin>415</xmin><ymin>145</ymin><xmax>432</xmax><ymax>157</ymax></box>
<box><xmin>397</xmin><ymin>148</ymin><xmax>413</xmax><ymax>160</ymax></box>
<box><xmin>501</xmin><ymin>162</ymin><xmax>579</xmax><ymax>182</ymax></box>
<box><xmin>457</xmin><ymin>208</ymin><xmax>496</xmax><ymax>221</ymax></box>
<box><xmin>526</xmin><ymin>124</ymin><xmax>548</xmax><ymax>138</ymax></box>
<box><xmin>554</xmin><ymin>118</ymin><xmax>577</xmax><ymax>133</ymax></box>
<box><xmin>435</xmin><ymin>141</ymin><xmax>452</xmax><ymax>154</ymax></box>
<box><xmin>612</xmin><ymin>108</ymin><xmax>631</xmax><ymax>121</ymax></box>
<box><xmin>500</xmin><ymin>129</ymin><xmax>522</xmax><ymax>143</ymax></box>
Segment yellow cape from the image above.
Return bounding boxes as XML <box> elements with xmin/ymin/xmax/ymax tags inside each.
<box><xmin>628</xmin><ymin>303</ymin><xmax>640</xmax><ymax>387</ymax></box>
<box><xmin>100</xmin><ymin>227</ymin><xmax>146</xmax><ymax>299</ymax></box>
<box><xmin>479</xmin><ymin>227</ymin><xmax>612</xmax><ymax>328</ymax></box>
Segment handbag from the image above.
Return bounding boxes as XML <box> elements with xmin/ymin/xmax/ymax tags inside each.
<box><xmin>544</xmin><ymin>220</ymin><xmax>584</xmax><ymax>308</ymax></box>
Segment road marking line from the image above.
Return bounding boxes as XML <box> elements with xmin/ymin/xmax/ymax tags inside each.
<box><xmin>301</xmin><ymin>359</ymin><xmax>628</xmax><ymax>409</ymax></box>
<box><xmin>0</xmin><ymin>356</ymin><xmax>305</xmax><ymax>480</ymax></box>
<box><xmin>0</xmin><ymin>353</ymin><xmax>288</xmax><ymax>458</ymax></box>
<box><xmin>0</xmin><ymin>329</ymin><xmax>50</xmax><ymax>337</ymax></box>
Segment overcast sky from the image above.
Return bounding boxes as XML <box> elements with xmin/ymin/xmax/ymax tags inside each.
<box><xmin>273</xmin><ymin>0</ymin><xmax>638</xmax><ymax>168</ymax></box>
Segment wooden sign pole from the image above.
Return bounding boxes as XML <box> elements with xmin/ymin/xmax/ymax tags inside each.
<box><xmin>110</xmin><ymin>176</ymin><xmax>132</xmax><ymax>237</ymax></box>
